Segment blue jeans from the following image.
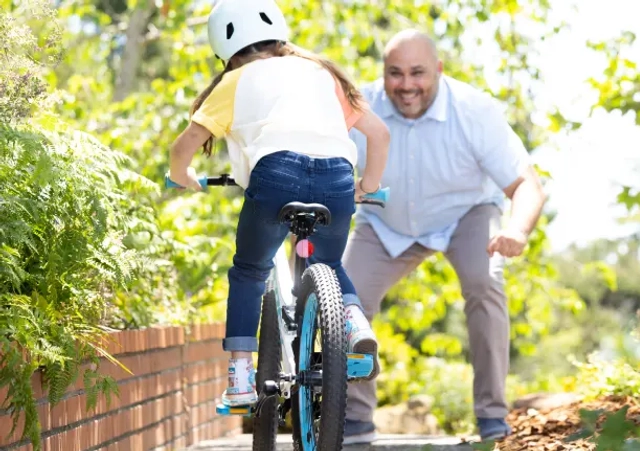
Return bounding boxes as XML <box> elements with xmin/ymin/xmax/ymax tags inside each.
<box><xmin>223</xmin><ymin>151</ymin><xmax>362</xmax><ymax>352</ymax></box>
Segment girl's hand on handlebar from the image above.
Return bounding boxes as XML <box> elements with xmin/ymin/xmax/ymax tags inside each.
<box><xmin>354</xmin><ymin>177</ymin><xmax>378</xmax><ymax>203</ymax></box>
<box><xmin>185</xmin><ymin>167</ymin><xmax>203</xmax><ymax>191</ymax></box>
<box><xmin>171</xmin><ymin>167</ymin><xmax>202</xmax><ymax>191</ymax></box>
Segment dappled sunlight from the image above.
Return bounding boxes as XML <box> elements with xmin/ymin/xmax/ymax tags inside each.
<box><xmin>1</xmin><ymin>0</ymin><xmax>640</xmax><ymax>448</ymax></box>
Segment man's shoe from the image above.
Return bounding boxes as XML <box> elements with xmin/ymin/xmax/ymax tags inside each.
<box><xmin>478</xmin><ymin>417</ymin><xmax>512</xmax><ymax>440</ymax></box>
<box><xmin>343</xmin><ymin>419</ymin><xmax>376</xmax><ymax>445</ymax></box>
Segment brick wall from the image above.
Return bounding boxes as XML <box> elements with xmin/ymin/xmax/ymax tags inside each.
<box><xmin>0</xmin><ymin>324</ymin><xmax>241</xmax><ymax>451</ymax></box>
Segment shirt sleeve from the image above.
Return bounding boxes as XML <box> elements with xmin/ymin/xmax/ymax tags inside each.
<box><xmin>334</xmin><ymin>78</ymin><xmax>365</xmax><ymax>130</ymax></box>
<box><xmin>473</xmin><ymin>99</ymin><xmax>531</xmax><ymax>189</ymax></box>
<box><xmin>191</xmin><ymin>68</ymin><xmax>242</xmax><ymax>138</ymax></box>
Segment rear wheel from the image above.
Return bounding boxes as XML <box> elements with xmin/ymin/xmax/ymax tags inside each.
<box><xmin>252</xmin><ymin>285</ymin><xmax>281</xmax><ymax>451</ymax></box>
<box><xmin>291</xmin><ymin>264</ymin><xmax>347</xmax><ymax>451</ymax></box>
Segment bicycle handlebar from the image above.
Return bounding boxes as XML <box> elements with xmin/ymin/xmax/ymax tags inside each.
<box><xmin>164</xmin><ymin>173</ymin><xmax>390</xmax><ymax>207</ymax></box>
<box><xmin>165</xmin><ymin>174</ymin><xmax>237</xmax><ymax>187</ymax></box>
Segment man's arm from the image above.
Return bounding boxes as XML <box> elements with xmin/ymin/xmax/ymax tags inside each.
<box><xmin>473</xmin><ymin>99</ymin><xmax>547</xmax><ymax>257</ymax></box>
<box><xmin>502</xmin><ymin>165</ymin><xmax>547</xmax><ymax>236</ymax></box>
<box><xmin>486</xmin><ymin>165</ymin><xmax>546</xmax><ymax>258</ymax></box>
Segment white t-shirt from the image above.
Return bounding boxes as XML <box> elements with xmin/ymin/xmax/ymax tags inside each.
<box><xmin>192</xmin><ymin>55</ymin><xmax>363</xmax><ymax>188</ymax></box>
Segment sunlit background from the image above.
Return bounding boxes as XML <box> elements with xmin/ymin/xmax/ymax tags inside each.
<box><xmin>2</xmin><ymin>0</ymin><xmax>640</xmax><ymax>447</ymax></box>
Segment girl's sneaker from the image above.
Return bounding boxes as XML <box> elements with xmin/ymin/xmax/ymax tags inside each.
<box><xmin>221</xmin><ymin>357</ymin><xmax>258</xmax><ymax>406</ymax></box>
<box><xmin>345</xmin><ymin>305</ymin><xmax>379</xmax><ymax>380</ymax></box>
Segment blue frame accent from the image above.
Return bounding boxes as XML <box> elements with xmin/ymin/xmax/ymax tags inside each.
<box><xmin>298</xmin><ymin>293</ymin><xmax>318</xmax><ymax>450</ymax></box>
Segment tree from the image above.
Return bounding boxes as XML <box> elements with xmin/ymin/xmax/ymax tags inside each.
<box><xmin>587</xmin><ymin>31</ymin><xmax>640</xmax><ymax>215</ymax></box>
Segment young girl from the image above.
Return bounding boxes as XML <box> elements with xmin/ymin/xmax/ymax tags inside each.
<box><xmin>169</xmin><ymin>0</ymin><xmax>390</xmax><ymax>406</ymax></box>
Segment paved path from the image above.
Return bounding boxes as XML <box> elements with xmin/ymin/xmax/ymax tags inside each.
<box><xmin>186</xmin><ymin>434</ymin><xmax>478</xmax><ymax>450</ymax></box>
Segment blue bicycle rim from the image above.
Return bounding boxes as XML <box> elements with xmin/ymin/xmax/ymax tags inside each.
<box><xmin>298</xmin><ymin>293</ymin><xmax>318</xmax><ymax>450</ymax></box>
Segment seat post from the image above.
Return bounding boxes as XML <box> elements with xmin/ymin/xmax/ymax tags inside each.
<box><xmin>278</xmin><ymin>201</ymin><xmax>332</xmax><ymax>287</ymax></box>
<box><xmin>289</xmin><ymin>213</ymin><xmax>318</xmax><ymax>240</ymax></box>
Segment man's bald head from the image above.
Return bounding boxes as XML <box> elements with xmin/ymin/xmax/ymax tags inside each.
<box><xmin>383</xmin><ymin>29</ymin><xmax>438</xmax><ymax>63</ymax></box>
<box><xmin>382</xmin><ymin>29</ymin><xmax>443</xmax><ymax>119</ymax></box>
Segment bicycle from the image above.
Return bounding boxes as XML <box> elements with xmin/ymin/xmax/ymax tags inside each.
<box><xmin>165</xmin><ymin>173</ymin><xmax>388</xmax><ymax>451</ymax></box>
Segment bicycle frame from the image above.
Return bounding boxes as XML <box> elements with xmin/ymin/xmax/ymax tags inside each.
<box><xmin>269</xmin><ymin>243</ymin><xmax>298</xmax><ymax>398</ymax></box>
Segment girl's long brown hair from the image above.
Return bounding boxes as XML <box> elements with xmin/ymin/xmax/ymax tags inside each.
<box><xmin>191</xmin><ymin>40</ymin><xmax>365</xmax><ymax>156</ymax></box>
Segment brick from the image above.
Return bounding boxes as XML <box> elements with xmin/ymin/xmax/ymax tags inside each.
<box><xmin>149</xmin><ymin>347</ymin><xmax>182</xmax><ymax>374</ymax></box>
<box><xmin>174</xmin><ymin>435</ymin><xmax>187</xmax><ymax>449</ymax></box>
<box><xmin>192</xmin><ymin>324</ymin><xmax>203</xmax><ymax>342</ymax></box>
<box><xmin>98</xmin><ymin>332</ymin><xmax>123</xmax><ymax>357</ymax></box>
<box><xmin>197</xmin><ymin>324</ymin><xmax>215</xmax><ymax>341</ymax></box>
<box><xmin>65</xmin><ymin>395</ymin><xmax>82</xmax><ymax>427</ymax></box>
<box><xmin>0</xmin><ymin>386</ymin><xmax>9</xmax><ymax>408</ymax></box>
<box><xmin>214</xmin><ymin>323</ymin><xmax>225</xmax><ymax>338</ymax></box>
<box><xmin>142</xmin><ymin>418</ymin><xmax>166</xmax><ymax>449</ymax></box>
<box><xmin>183</xmin><ymin>362</ymin><xmax>222</xmax><ymax>384</ymax></box>
<box><xmin>171</xmin><ymin>413</ymin><xmax>186</xmax><ymax>438</ymax></box>
<box><xmin>128</xmin><ymin>433</ymin><xmax>143</xmax><ymax>450</ymax></box>
<box><xmin>48</xmin><ymin>433</ymin><xmax>62</xmax><ymax>451</ymax></box>
<box><xmin>49</xmin><ymin>399</ymin><xmax>66</xmax><ymax>429</ymax></box>
<box><xmin>93</xmin><ymin>347</ymin><xmax>182</xmax><ymax>384</ymax></box>
<box><xmin>117</xmin><ymin>379</ymin><xmax>139</xmax><ymax>407</ymax></box>
<box><xmin>31</xmin><ymin>372</ymin><xmax>45</xmax><ymax>401</ymax></box>
<box><xmin>167</xmin><ymin>327</ymin><xmax>185</xmax><ymax>348</ymax></box>
<box><xmin>0</xmin><ymin>411</ymin><xmax>24</xmax><ymax>446</ymax></box>
<box><xmin>65</xmin><ymin>427</ymin><xmax>82</xmax><ymax>451</ymax></box>
<box><xmin>133</xmin><ymin>405</ymin><xmax>144</xmax><ymax>430</ymax></box>
<box><xmin>38</xmin><ymin>403</ymin><xmax>51</xmax><ymax>433</ymax></box>
<box><xmin>185</xmin><ymin>380</ymin><xmax>219</xmax><ymax>407</ymax></box>
<box><xmin>209</xmin><ymin>324</ymin><xmax>219</xmax><ymax>340</ymax></box>
<box><xmin>150</xmin><ymin>327</ymin><xmax>164</xmax><ymax>350</ymax></box>
<box><xmin>136</xmin><ymin>329</ymin><xmax>150</xmax><ymax>353</ymax></box>
<box><xmin>199</xmin><ymin>324</ymin><xmax>210</xmax><ymax>341</ymax></box>
<box><xmin>90</xmin><ymin>419</ymin><xmax>101</xmax><ymax>448</ymax></box>
<box><xmin>184</xmin><ymin>341</ymin><xmax>221</xmax><ymax>364</ymax></box>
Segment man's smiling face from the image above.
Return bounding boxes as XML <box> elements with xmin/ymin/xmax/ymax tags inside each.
<box><xmin>383</xmin><ymin>35</ymin><xmax>443</xmax><ymax>119</ymax></box>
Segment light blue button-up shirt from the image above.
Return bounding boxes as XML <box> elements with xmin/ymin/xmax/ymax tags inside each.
<box><xmin>349</xmin><ymin>75</ymin><xmax>531</xmax><ymax>258</ymax></box>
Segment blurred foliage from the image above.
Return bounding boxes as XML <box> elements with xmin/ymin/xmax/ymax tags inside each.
<box><xmin>7</xmin><ymin>0</ymin><xmax>638</xmax><ymax>442</ymax></box>
<box><xmin>588</xmin><ymin>31</ymin><xmax>639</xmax><ymax>125</ymax></box>
<box><xmin>587</xmin><ymin>30</ymin><xmax>640</xmax><ymax>222</ymax></box>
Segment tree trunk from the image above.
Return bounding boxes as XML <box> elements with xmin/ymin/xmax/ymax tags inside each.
<box><xmin>113</xmin><ymin>2</ymin><xmax>155</xmax><ymax>102</ymax></box>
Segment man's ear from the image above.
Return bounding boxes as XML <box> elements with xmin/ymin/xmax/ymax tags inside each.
<box><xmin>437</xmin><ymin>59</ymin><xmax>443</xmax><ymax>74</ymax></box>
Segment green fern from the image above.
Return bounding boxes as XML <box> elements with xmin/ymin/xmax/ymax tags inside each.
<box><xmin>0</xmin><ymin>110</ymin><xmax>147</xmax><ymax>449</ymax></box>
<box><xmin>44</xmin><ymin>360</ymin><xmax>78</xmax><ymax>406</ymax></box>
<box><xmin>0</xmin><ymin>5</ymin><xmax>210</xmax><ymax>448</ymax></box>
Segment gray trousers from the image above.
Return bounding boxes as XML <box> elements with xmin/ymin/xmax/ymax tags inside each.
<box><xmin>343</xmin><ymin>204</ymin><xmax>509</xmax><ymax>421</ymax></box>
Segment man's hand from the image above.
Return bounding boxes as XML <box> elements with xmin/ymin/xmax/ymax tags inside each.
<box><xmin>487</xmin><ymin>228</ymin><xmax>528</xmax><ymax>258</ymax></box>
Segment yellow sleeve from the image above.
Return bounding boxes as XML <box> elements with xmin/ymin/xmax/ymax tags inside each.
<box><xmin>191</xmin><ymin>67</ymin><xmax>243</xmax><ymax>138</ymax></box>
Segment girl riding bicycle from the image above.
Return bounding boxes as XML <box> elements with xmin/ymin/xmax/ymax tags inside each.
<box><xmin>169</xmin><ymin>0</ymin><xmax>390</xmax><ymax>407</ymax></box>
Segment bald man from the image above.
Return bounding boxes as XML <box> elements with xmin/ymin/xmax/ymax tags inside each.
<box><xmin>343</xmin><ymin>29</ymin><xmax>546</xmax><ymax>443</ymax></box>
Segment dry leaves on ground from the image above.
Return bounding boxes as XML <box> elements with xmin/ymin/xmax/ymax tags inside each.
<box><xmin>491</xmin><ymin>395</ymin><xmax>640</xmax><ymax>450</ymax></box>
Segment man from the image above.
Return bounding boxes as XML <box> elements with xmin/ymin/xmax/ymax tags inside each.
<box><xmin>343</xmin><ymin>29</ymin><xmax>547</xmax><ymax>443</ymax></box>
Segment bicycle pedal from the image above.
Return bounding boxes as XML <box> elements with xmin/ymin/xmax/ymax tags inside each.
<box><xmin>216</xmin><ymin>403</ymin><xmax>253</xmax><ymax>417</ymax></box>
<box><xmin>347</xmin><ymin>353</ymin><xmax>374</xmax><ymax>378</ymax></box>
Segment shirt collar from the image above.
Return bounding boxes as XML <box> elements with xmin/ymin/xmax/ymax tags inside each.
<box><xmin>376</xmin><ymin>75</ymin><xmax>448</xmax><ymax>123</ymax></box>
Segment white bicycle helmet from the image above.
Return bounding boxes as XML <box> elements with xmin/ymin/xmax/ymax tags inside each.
<box><xmin>207</xmin><ymin>0</ymin><xmax>289</xmax><ymax>61</ymax></box>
